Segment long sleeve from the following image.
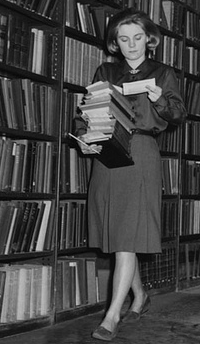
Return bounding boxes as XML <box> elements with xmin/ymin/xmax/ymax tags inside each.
<box><xmin>153</xmin><ymin>68</ymin><xmax>187</xmax><ymax>125</ymax></box>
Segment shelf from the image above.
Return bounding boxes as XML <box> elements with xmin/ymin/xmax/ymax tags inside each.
<box><xmin>0</xmin><ymin>250</ymin><xmax>53</xmax><ymax>263</ymax></box>
<box><xmin>180</xmin><ymin>234</ymin><xmax>200</xmax><ymax>243</ymax></box>
<box><xmin>63</xmin><ymin>81</ymin><xmax>86</xmax><ymax>93</ymax></box>
<box><xmin>0</xmin><ymin>191</ymin><xmax>56</xmax><ymax>200</ymax></box>
<box><xmin>186</xmin><ymin>114</ymin><xmax>200</xmax><ymax>121</ymax></box>
<box><xmin>182</xmin><ymin>153</ymin><xmax>200</xmax><ymax>161</ymax></box>
<box><xmin>55</xmin><ymin>301</ymin><xmax>106</xmax><ymax>324</ymax></box>
<box><xmin>0</xmin><ymin>0</ymin><xmax>60</xmax><ymax>27</ymax></box>
<box><xmin>0</xmin><ymin>128</ymin><xmax>57</xmax><ymax>141</ymax></box>
<box><xmin>65</xmin><ymin>26</ymin><xmax>104</xmax><ymax>47</ymax></box>
<box><xmin>0</xmin><ymin>62</ymin><xmax>59</xmax><ymax>83</ymax></box>
<box><xmin>160</xmin><ymin>151</ymin><xmax>179</xmax><ymax>157</ymax></box>
<box><xmin>0</xmin><ymin>314</ymin><xmax>52</xmax><ymax>339</ymax></box>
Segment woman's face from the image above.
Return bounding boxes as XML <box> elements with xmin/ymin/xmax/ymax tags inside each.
<box><xmin>116</xmin><ymin>23</ymin><xmax>148</xmax><ymax>64</ymax></box>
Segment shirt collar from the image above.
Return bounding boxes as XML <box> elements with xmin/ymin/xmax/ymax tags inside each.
<box><xmin>118</xmin><ymin>58</ymin><xmax>151</xmax><ymax>76</ymax></box>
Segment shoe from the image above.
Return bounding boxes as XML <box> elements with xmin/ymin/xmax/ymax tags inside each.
<box><xmin>122</xmin><ymin>295</ymin><xmax>151</xmax><ymax>323</ymax></box>
<box><xmin>92</xmin><ymin>323</ymin><xmax>119</xmax><ymax>341</ymax></box>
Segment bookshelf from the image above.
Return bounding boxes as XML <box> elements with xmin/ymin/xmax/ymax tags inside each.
<box><xmin>0</xmin><ymin>0</ymin><xmax>199</xmax><ymax>339</ymax></box>
<box><xmin>122</xmin><ymin>0</ymin><xmax>200</xmax><ymax>291</ymax></box>
<box><xmin>180</xmin><ymin>0</ymin><xmax>200</xmax><ymax>288</ymax></box>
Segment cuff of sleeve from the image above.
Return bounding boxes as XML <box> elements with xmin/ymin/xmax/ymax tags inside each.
<box><xmin>153</xmin><ymin>94</ymin><xmax>167</xmax><ymax>108</ymax></box>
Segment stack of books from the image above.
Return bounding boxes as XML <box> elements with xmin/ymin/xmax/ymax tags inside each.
<box><xmin>77</xmin><ymin>81</ymin><xmax>136</xmax><ymax>168</ymax></box>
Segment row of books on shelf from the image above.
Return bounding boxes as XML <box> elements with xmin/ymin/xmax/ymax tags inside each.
<box><xmin>186</xmin><ymin>10</ymin><xmax>200</xmax><ymax>42</ymax></box>
<box><xmin>184</xmin><ymin>120</ymin><xmax>200</xmax><ymax>155</ymax></box>
<box><xmin>0</xmin><ymin>264</ymin><xmax>52</xmax><ymax>323</ymax></box>
<box><xmin>0</xmin><ymin>77</ymin><xmax>58</xmax><ymax>134</ymax></box>
<box><xmin>184</xmin><ymin>78</ymin><xmax>200</xmax><ymax>116</ymax></box>
<box><xmin>180</xmin><ymin>199</ymin><xmax>200</xmax><ymax>236</ymax></box>
<box><xmin>162</xmin><ymin>157</ymin><xmax>179</xmax><ymax>195</ymax></box>
<box><xmin>180</xmin><ymin>0</ymin><xmax>200</xmax><ymax>12</ymax></box>
<box><xmin>124</xmin><ymin>0</ymin><xmax>184</xmax><ymax>34</ymax></box>
<box><xmin>154</xmin><ymin>36</ymin><xmax>183</xmax><ymax>70</ymax></box>
<box><xmin>0</xmin><ymin>138</ymin><xmax>57</xmax><ymax>193</ymax></box>
<box><xmin>61</xmin><ymin>146</ymin><xmax>92</xmax><ymax>194</ymax></box>
<box><xmin>156</xmin><ymin>125</ymin><xmax>180</xmax><ymax>153</ymax></box>
<box><xmin>160</xmin><ymin>0</ymin><xmax>184</xmax><ymax>34</ymax></box>
<box><xmin>179</xmin><ymin>243</ymin><xmax>200</xmax><ymax>281</ymax></box>
<box><xmin>139</xmin><ymin>245</ymin><xmax>176</xmax><ymax>289</ymax></box>
<box><xmin>181</xmin><ymin>160</ymin><xmax>200</xmax><ymax>195</ymax></box>
<box><xmin>64</xmin><ymin>37</ymin><xmax>109</xmax><ymax>87</ymax></box>
<box><xmin>0</xmin><ymin>200</ymin><xmax>55</xmax><ymax>255</ymax></box>
<box><xmin>56</xmin><ymin>257</ymin><xmax>108</xmax><ymax>311</ymax></box>
<box><xmin>58</xmin><ymin>200</ymin><xmax>87</xmax><ymax>250</ymax></box>
<box><xmin>65</xmin><ymin>0</ymin><xmax>117</xmax><ymax>40</ymax></box>
<box><xmin>161</xmin><ymin>200</ymin><xmax>178</xmax><ymax>238</ymax></box>
<box><xmin>4</xmin><ymin>0</ymin><xmax>59</xmax><ymax>19</ymax></box>
<box><xmin>62</xmin><ymin>90</ymin><xmax>83</xmax><ymax>136</ymax></box>
<box><xmin>0</xmin><ymin>13</ymin><xmax>58</xmax><ymax>77</ymax></box>
<box><xmin>185</xmin><ymin>46</ymin><xmax>200</xmax><ymax>75</ymax></box>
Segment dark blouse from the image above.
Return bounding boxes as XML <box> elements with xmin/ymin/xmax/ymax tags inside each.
<box><xmin>75</xmin><ymin>58</ymin><xmax>186</xmax><ymax>136</ymax></box>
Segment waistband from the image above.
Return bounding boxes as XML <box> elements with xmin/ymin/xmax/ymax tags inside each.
<box><xmin>131</xmin><ymin>128</ymin><xmax>156</xmax><ymax>137</ymax></box>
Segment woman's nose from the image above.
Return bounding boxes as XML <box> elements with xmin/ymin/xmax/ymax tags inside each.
<box><xmin>129</xmin><ymin>39</ymin><xmax>136</xmax><ymax>47</ymax></box>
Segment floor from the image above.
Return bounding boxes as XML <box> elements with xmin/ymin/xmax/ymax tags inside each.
<box><xmin>0</xmin><ymin>286</ymin><xmax>200</xmax><ymax>344</ymax></box>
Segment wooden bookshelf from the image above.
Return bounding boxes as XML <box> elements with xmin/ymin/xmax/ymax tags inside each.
<box><xmin>0</xmin><ymin>0</ymin><xmax>200</xmax><ymax>338</ymax></box>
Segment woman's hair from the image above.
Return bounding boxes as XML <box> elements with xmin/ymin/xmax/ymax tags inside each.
<box><xmin>106</xmin><ymin>8</ymin><xmax>161</xmax><ymax>54</ymax></box>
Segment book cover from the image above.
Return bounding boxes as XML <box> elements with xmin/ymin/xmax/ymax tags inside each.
<box><xmin>20</xmin><ymin>201</ymin><xmax>39</xmax><ymax>252</ymax></box>
<box><xmin>85</xmin><ymin>258</ymin><xmax>98</xmax><ymax>304</ymax></box>
<box><xmin>11</xmin><ymin>142</ymin><xmax>26</xmax><ymax>192</ymax></box>
<box><xmin>29</xmin><ymin>201</ymin><xmax>46</xmax><ymax>252</ymax></box>
<box><xmin>35</xmin><ymin>200</ymin><xmax>52</xmax><ymax>251</ymax></box>
<box><xmin>1</xmin><ymin>138</ymin><xmax>14</xmax><ymax>191</ymax></box>
<box><xmin>0</xmin><ymin>13</ymin><xmax>9</xmax><ymax>63</ymax></box>
<box><xmin>0</xmin><ymin>202</ymin><xmax>15</xmax><ymax>254</ymax></box>
<box><xmin>14</xmin><ymin>202</ymin><xmax>32</xmax><ymax>253</ymax></box>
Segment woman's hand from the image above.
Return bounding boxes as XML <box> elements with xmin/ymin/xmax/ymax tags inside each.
<box><xmin>146</xmin><ymin>85</ymin><xmax>162</xmax><ymax>102</ymax></box>
<box><xmin>78</xmin><ymin>136</ymin><xmax>102</xmax><ymax>155</ymax></box>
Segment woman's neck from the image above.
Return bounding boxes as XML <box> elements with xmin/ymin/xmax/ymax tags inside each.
<box><xmin>126</xmin><ymin>56</ymin><xmax>146</xmax><ymax>70</ymax></box>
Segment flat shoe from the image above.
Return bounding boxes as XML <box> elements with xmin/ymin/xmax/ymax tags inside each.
<box><xmin>92</xmin><ymin>324</ymin><xmax>119</xmax><ymax>341</ymax></box>
<box><xmin>122</xmin><ymin>295</ymin><xmax>151</xmax><ymax>323</ymax></box>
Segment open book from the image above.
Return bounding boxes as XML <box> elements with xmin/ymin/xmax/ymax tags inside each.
<box><xmin>86</xmin><ymin>78</ymin><xmax>156</xmax><ymax>96</ymax></box>
<box><xmin>122</xmin><ymin>78</ymin><xmax>156</xmax><ymax>95</ymax></box>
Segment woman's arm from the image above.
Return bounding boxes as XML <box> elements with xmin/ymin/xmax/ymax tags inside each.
<box><xmin>151</xmin><ymin>68</ymin><xmax>187</xmax><ymax>124</ymax></box>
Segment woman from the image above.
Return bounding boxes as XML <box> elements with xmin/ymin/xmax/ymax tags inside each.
<box><xmin>74</xmin><ymin>8</ymin><xmax>186</xmax><ymax>341</ymax></box>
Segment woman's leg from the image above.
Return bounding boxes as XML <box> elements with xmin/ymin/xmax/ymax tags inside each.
<box><xmin>129</xmin><ymin>255</ymin><xmax>148</xmax><ymax>312</ymax></box>
<box><xmin>100</xmin><ymin>251</ymin><xmax>137</xmax><ymax>332</ymax></box>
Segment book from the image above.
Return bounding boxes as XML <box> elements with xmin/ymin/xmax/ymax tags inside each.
<box><xmin>35</xmin><ymin>200</ymin><xmax>52</xmax><ymax>251</ymax></box>
<box><xmin>0</xmin><ymin>202</ymin><xmax>16</xmax><ymax>254</ymax></box>
<box><xmin>11</xmin><ymin>142</ymin><xmax>26</xmax><ymax>192</ymax></box>
<box><xmin>122</xmin><ymin>78</ymin><xmax>156</xmax><ymax>95</ymax></box>
<box><xmin>85</xmin><ymin>258</ymin><xmax>98</xmax><ymax>304</ymax></box>
<box><xmin>81</xmin><ymin>100</ymin><xmax>135</xmax><ymax>134</ymax></box>
<box><xmin>76</xmin><ymin>81</ymin><xmax>137</xmax><ymax>167</ymax></box>
<box><xmin>1</xmin><ymin>138</ymin><xmax>14</xmax><ymax>190</ymax></box>
<box><xmin>0</xmin><ymin>13</ymin><xmax>9</xmax><ymax>63</ymax></box>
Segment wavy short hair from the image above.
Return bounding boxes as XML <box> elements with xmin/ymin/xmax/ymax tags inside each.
<box><xmin>106</xmin><ymin>8</ymin><xmax>160</xmax><ymax>54</ymax></box>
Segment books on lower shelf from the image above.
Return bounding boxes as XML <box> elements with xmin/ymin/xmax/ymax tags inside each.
<box><xmin>0</xmin><ymin>264</ymin><xmax>52</xmax><ymax>323</ymax></box>
<box><xmin>77</xmin><ymin>81</ymin><xmax>135</xmax><ymax>168</ymax></box>
<box><xmin>56</xmin><ymin>256</ymin><xmax>109</xmax><ymax>311</ymax></box>
<box><xmin>0</xmin><ymin>137</ymin><xmax>57</xmax><ymax>193</ymax></box>
<box><xmin>0</xmin><ymin>199</ymin><xmax>55</xmax><ymax>254</ymax></box>
<box><xmin>139</xmin><ymin>243</ymin><xmax>176</xmax><ymax>289</ymax></box>
<box><xmin>58</xmin><ymin>200</ymin><xmax>88</xmax><ymax>250</ymax></box>
<box><xmin>0</xmin><ymin>77</ymin><xmax>58</xmax><ymax>134</ymax></box>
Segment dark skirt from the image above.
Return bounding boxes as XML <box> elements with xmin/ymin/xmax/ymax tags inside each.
<box><xmin>87</xmin><ymin>134</ymin><xmax>162</xmax><ymax>254</ymax></box>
